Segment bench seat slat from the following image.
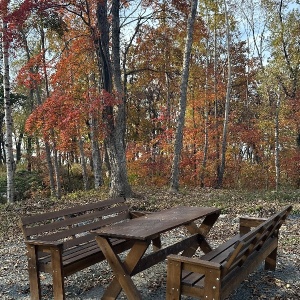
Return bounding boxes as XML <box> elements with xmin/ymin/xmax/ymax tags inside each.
<box><xmin>38</xmin><ymin>239</ymin><xmax>105</xmax><ymax>265</ymax></box>
<box><xmin>62</xmin><ymin>238</ymin><xmax>127</xmax><ymax>267</ymax></box>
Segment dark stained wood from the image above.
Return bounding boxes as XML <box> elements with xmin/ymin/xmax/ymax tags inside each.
<box><xmin>166</xmin><ymin>258</ymin><xmax>182</xmax><ymax>300</ymax></box>
<box><xmin>20</xmin><ymin>197</ymin><xmax>126</xmax><ymax>226</ymax></box>
<box><xmin>19</xmin><ymin>197</ymin><xmax>146</xmax><ymax>300</ymax></box>
<box><xmin>239</xmin><ymin>216</ymin><xmax>267</xmax><ymax>234</ymax></box>
<box><xmin>131</xmin><ymin>234</ymin><xmax>202</xmax><ymax>275</ymax></box>
<box><xmin>27</xmin><ymin>244</ymin><xmax>42</xmax><ymax>300</ymax></box>
<box><xmin>97</xmin><ymin>237</ymin><xmax>149</xmax><ymax>300</ymax></box>
<box><xmin>166</xmin><ymin>205</ymin><xmax>292</xmax><ymax>300</ymax></box>
<box><xmin>94</xmin><ymin>206</ymin><xmax>220</xmax><ymax>300</ymax></box>
<box><xmin>94</xmin><ymin>206</ymin><xmax>220</xmax><ymax>240</ymax></box>
<box><xmin>24</xmin><ymin>204</ymin><xmax>129</xmax><ymax>236</ymax></box>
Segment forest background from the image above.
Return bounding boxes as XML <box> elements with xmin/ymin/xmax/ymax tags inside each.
<box><xmin>1</xmin><ymin>0</ymin><xmax>300</xmax><ymax>204</ymax></box>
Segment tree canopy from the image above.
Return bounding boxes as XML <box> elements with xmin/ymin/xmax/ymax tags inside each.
<box><xmin>1</xmin><ymin>0</ymin><xmax>300</xmax><ymax>202</ymax></box>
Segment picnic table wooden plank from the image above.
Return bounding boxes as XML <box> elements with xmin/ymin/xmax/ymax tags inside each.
<box><xmin>95</xmin><ymin>206</ymin><xmax>220</xmax><ymax>240</ymax></box>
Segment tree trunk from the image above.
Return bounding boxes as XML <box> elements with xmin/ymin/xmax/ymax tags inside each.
<box><xmin>0</xmin><ymin>112</ymin><xmax>5</xmax><ymax>165</ymax></box>
<box><xmin>275</xmin><ymin>92</ymin><xmax>281</xmax><ymax>191</ymax></box>
<box><xmin>169</xmin><ymin>0</ymin><xmax>198</xmax><ymax>192</ymax></box>
<box><xmin>216</xmin><ymin>0</ymin><xmax>232</xmax><ymax>188</ymax></box>
<box><xmin>2</xmin><ymin>16</ymin><xmax>15</xmax><ymax>203</ymax></box>
<box><xmin>20</xmin><ymin>28</ymin><xmax>35</xmax><ymax>172</ymax></box>
<box><xmin>44</xmin><ymin>142</ymin><xmax>56</xmax><ymax>196</ymax></box>
<box><xmin>110</xmin><ymin>0</ymin><xmax>132</xmax><ymax>197</ymax></box>
<box><xmin>200</xmin><ymin>29</ymin><xmax>210</xmax><ymax>188</ymax></box>
<box><xmin>40</xmin><ymin>26</ymin><xmax>58</xmax><ymax>197</ymax></box>
<box><xmin>96</xmin><ymin>0</ymin><xmax>132</xmax><ymax>197</ymax></box>
<box><xmin>213</xmin><ymin>19</ymin><xmax>220</xmax><ymax>186</ymax></box>
<box><xmin>52</xmin><ymin>145</ymin><xmax>62</xmax><ymax>199</ymax></box>
<box><xmin>16</xmin><ymin>132</ymin><xmax>23</xmax><ymax>163</ymax></box>
<box><xmin>89</xmin><ymin>114</ymin><xmax>103</xmax><ymax>189</ymax></box>
<box><xmin>78</xmin><ymin>138</ymin><xmax>89</xmax><ymax>190</ymax></box>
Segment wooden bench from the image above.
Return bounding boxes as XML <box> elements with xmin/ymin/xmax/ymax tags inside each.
<box><xmin>19</xmin><ymin>197</ymin><xmax>149</xmax><ymax>300</ymax></box>
<box><xmin>166</xmin><ymin>205</ymin><xmax>292</xmax><ymax>300</ymax></box>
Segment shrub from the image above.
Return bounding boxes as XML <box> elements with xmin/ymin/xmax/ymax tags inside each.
<box><xmin>0</xmin><ymin>169</ymin><xmax>45</xmax><ymax>203</ymax></box>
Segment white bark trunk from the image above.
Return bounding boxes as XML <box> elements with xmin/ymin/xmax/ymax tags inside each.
<box><xmin>217</xmin><ymin>0</ymin><xmax>233</xmax><ymax>188</ymax></box>
<box><xmin>2</xmin><ymin>17</ymin><xmax>15</xmax><ymax>203</ymax></box>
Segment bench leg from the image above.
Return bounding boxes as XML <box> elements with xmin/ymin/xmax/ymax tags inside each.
<box><xmin>265</xmin><ymin>246</ymin><xmax>277</xmax><ymax>271</ymax></box>
<box><xmin>51</xmin><ymin>247</ymin><xmax>65</xmax><ymax>300</ymax></box>
<box><xmin>204</xmin><ymin>269</ymin><xmax>221</xmax><ymax>300</ymax></box>
<box><xmin>166</xmin><ymin>259</ymin><xmax>181</xmax><ymax>300</ymax></box>
<box><xmin>27</xmin><ymin>245</ymin><xmax>41</xmax><ymax>300</ymax></box>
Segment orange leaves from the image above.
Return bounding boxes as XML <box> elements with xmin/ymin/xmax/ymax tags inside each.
<box><xmin>17</xmin><ymin>52</ymin><xmax>45</xmax><ymax>89</ymax></box>
<box><xmin>25</xmin><ymin>92</ymin><xmax>84</xmax><ymax>148</ymax></box>
<box><xmin>25</xmin><ymin>87</ymin><xmax>121</xmax><ymax>152</ymax></box>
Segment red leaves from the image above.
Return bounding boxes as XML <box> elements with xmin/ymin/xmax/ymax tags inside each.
<box><xmin>17</xmin><ymin>52</ymin><xmax>45</xmax><ymax>89</ymax></box>
<box><xmin>25</xmin><ymin>87</ymin><xmax>121</xmax><ymax>152</ymax></box>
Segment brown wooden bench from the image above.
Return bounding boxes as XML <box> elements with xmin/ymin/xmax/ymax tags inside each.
<box><xmin>166</xmin><ymin>205</ymin><xmax>292</xmax><ymax>300</ymax></box>
<box><xmin>19</xmin><ymin>197</ymin><xmax>149</xmax><ymax>300</ymax></box>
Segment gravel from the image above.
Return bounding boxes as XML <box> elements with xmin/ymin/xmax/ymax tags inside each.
<box><xmin>0</xmin><ymin>214</ymin><xmax>299</xmax><ymax>300</ymax></box>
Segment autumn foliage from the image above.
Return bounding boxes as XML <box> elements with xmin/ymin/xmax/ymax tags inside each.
<box><xmin>1</xmin><ymin>0</ymin><xmax>300</xmax><ymax>197</ymax></box>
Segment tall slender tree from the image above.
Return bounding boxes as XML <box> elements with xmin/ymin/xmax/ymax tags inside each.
<box><xmin>1</xmin><ymin>1</ymin><xmax>15</xmax><ymax>203</ymax></box>
<box><xmin>170</xmin><ymin>0</ymin><xmax>198</xmax><ymax>192</ymax></box>
<box><xmin>216</xmin><ymin>0</ymin><xmax>233</xmax><ymax>187</ymax></box>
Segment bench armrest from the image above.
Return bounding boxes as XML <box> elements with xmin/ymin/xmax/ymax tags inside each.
<box><xmin>167</xmin><ymin>254</ymin><xmax>222</xmax><ymax>300</ymax></box>
<box><xmin>25</xmin><ymin>239</ymin><xmax>64</xmax><ymax>251</ymax></box>
<box><xmin>168</xmin><ymin>254</ymin><xmax>221</xmax><ymax>271</ymax></box>
<box><xmin>239</xmin><ymin>217</ymin><xmax>267</xmax><ymax>235</ymax></box>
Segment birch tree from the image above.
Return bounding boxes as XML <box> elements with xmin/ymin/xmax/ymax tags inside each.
<box><xmin>2</xmin><ymin>4</ymin><xmax>15</xmax><ymax>203</ymax></box>
<box><xmin>169</xmin><ymin>0</ymin><xmax>198</xmax><ymax>192</ymax></box>
<box><xmin>216</xmin><ymin>0</ymin><xmax>233</xmax><ymax>187</ymax></box>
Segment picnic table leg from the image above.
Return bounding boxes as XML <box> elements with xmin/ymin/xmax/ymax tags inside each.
<box><xmin>152</xmin><ymin>235</ymin><xmax>162</xmax><ymax>251</ymax></box>
<box><xmin>96</xmin><ymin>236</ymin><xmax>150</xmax><ymax>300</ymax></box>
<box><xmin>184</xmin><ymin>211</ymin><xmax>220</xmax><ymax>254</ymax></box>
<box><xmin>198</xmin><ymin>211</ymin><xmax>220</xmax><ymax>236</ymax></box>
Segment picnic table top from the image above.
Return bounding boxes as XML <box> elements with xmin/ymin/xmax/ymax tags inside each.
<box><xmin>93</xmin><ymin>206</ymin><xmax>220</xmax><ymax>241</ymax></box>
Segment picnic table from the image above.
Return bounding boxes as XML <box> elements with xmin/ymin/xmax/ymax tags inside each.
<box><xmin>93</xmin><ymin>206</ymin><xmax>220</xmax><ymax>300</ymax></box>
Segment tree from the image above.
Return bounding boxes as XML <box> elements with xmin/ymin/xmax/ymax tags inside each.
<box><xmin>1</xmin><ymin>2</ymin><xmax>15</xmax><ymax>203</ymax></box>
<box><xmin>169</xmin><ymin>0</ymin><xmax>198</xmax><ymax>192</ymax></box>
<box><xmin>216</xmin><ymin>0</ymin><xmax>233</xmax><ymax>188</ymax></box>
<box><xmin>95</xmin><ymin>0</ymin><xmax>133</xmax><ymax>197</ymax></box>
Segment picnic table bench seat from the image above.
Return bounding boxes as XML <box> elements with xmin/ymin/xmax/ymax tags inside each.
<box><xmin>19</xmin><ymin>197</ymin><xmax>148</xmax><ymax>300</ymax></box>
<box><xmin>166</xmin><ymin>205</ymin><xmax>292</xmax><ymax>300</ymax></box>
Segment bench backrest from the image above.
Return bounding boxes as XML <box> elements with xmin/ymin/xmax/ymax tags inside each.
<box><xmin>19</xmin><ymin>197</ymin><xmax>130</xmax><ymax>250</ymax></box>
<box><xmin>222</xmin><ymin>205</ymin><xmax>292</xmax><ymax>276</ymax></box>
